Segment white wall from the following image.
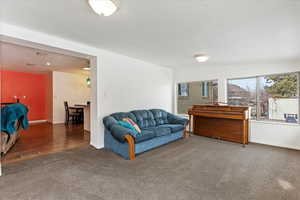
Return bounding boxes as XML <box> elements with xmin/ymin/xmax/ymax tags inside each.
<box><xmin>251</xmin><ymin>121</ymin><xmax>300</xmax><ymax>150</ymax></box>
<box><xmin>101</xmin><ymin>53</ymin><xmax>173</xmax><ymax>114</ymax></box>
<box><xmin>52</xmin><ymin>71</ymin><xmax>91</xmax><ymax>124</ymax></box>
<box><xmin>0</xmin><ymin>23</ymin><xmax>174</xmax><ymax>151</ymax></box>
<box><xmin>175</xmin><ymin>62</ymin><xmax>300</xmax><ymax>150</ymax></box>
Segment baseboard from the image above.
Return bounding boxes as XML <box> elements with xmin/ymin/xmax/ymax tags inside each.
<box><xmin>52</xmin><ymin>121</ymin><xmax>65</xmax><ymax>124</ymax></box>
<box><xmin>250</xmin><ymin>141</ymin><xmax>300</xmax><ymax>151</ymax></box>
<box><xmin>29</xmin><ymin>120</ymin><xmax>47</xmax><ymax>124</ymax></box>
<box><xmin>90</xmin><ymin>142</ymin><xmax>104</xmax><ymax>150</ymax></box>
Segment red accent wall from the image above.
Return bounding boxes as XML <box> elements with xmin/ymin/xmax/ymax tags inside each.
<box><xmin>1</xmin><ymin>70</ymin><xmax>47</xmax><ymax>121</ymax></box>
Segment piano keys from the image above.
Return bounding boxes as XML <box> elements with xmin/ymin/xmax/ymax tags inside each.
<box><xmin>188</xmin><ymin>105</ymin><xmax>250</xmax><ymax>146</ymax></box>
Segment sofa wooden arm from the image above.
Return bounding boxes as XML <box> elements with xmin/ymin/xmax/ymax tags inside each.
<box><xmin>124</xmin><ymin>134</ymin><xmax>135</xmax><ymax>160</ymax></box>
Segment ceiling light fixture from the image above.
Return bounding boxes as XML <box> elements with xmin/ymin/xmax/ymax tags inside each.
<box><xmin>194</xmin><ymin>54</ymin><xmax>209</xmax><ymax>62</ymax></box>
<box><xmin>88</xmin><ymin>0</ymin><xmax>118</xmax><ymax>16</ymax></box>
<box><xmin>83</xmin><ymin>67</ymin><xmax>91</xmax><ymax>71</ymax></box>
<box><xmin>86</xmin><ymin>77</ymin><xmax>91</xmax><ymax>87</ymax></box>
<box><xmin>46</xmin><ymin>62</ymin><xmax>51</xmax><ymax>66</ymax></box>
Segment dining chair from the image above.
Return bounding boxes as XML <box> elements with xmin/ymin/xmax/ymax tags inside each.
<box><xmin>64</xmin><ymin>101</ymin><xmax>81</xmax><ymax>125</ymax></box>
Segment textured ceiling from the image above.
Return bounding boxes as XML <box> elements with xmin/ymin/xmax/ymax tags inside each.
<box><xmin>1</xmin><ymin>0</ymin><xmax>299</xmax><ymax>68</ymax></box>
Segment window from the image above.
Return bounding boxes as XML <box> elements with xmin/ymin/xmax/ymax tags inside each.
<box><xmin>201</xmin><ymin>82</ymin><xmax>209</xmax><ymax>97</ymax></box>
<box><xmin>228</xmin><ymin>73</ymin><xmax>299</xmax><ymax>123</ymax></box>
<box><xmin>178</xmin><ymin>83</ymin><xmax>189</xmax><ymax>97</ymax></box>
<box><xmin>177</xmin><ymin>80</ymin><xmax>218</xmax><ymax>114</ymax></box>
<box><xmin>228</xmin><ymin>77</ymin><xmax>257</xmax><ymax>118</ymax></box>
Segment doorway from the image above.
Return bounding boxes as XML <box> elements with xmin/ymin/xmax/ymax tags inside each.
<box><xmin>0</xmin><ymin>38</ymin><xmax>97</xmax><ymax>170</ymax></box>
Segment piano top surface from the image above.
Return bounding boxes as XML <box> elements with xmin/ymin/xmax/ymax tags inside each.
<box><xmin>189</xmin><ymin>105</ymin><xmax>248</xmax><ymax>111</ymax></box>
<box><xmin>187</xmin><ymin>105</ymin><xmax>249</xmax><ymax>119</ymax></box>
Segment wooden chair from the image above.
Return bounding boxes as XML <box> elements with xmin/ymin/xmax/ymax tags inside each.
<box><xmin>64</xmin><ymin>101</ymin><xmax>81</xmax><ymax>125</ymax></box>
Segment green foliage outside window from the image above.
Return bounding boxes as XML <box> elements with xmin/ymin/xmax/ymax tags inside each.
<box><xmin>265</xmin><ymin>74</ymin><xmax>298</xmax><ymax>98</ymax></box>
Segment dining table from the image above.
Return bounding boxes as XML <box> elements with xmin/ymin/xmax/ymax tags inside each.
<box><xmin>74</xmin><ymin>104</ymin><xmax>90</xmax><ymax>131</ymax></box>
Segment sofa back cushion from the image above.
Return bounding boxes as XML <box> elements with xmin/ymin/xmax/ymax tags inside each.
<box><xmin>150</xmin><ymin>109</ymin><xmax>169</xmax><ymax>125</ymax></box>
<box><xmin>111</xmin><ymin>112</ymin><xmax>137</xmax><ymax>123</ymax></box>
<box><xmin>131</xmin><ymin>110</ymin><xmax>156</xmax><ymax>129</ymax></box>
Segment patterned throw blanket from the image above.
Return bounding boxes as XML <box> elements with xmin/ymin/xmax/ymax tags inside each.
<box><xmin>1</xmin><ymin>103</ymin><xmax>29</xmax><ymax>135</ymax></box>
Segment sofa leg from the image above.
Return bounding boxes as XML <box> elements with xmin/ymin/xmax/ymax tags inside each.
<box><xmin>184</xmin><ymin>124</ymin><xmax>189</xmax><ymax>138</ymax></box>
<box><xmin>184</xmin><ymin>130</ymin><xmax>188</xmax><ymax>138</ymax></box>
<box><xmin>124</xmin><ymin>134</ymin><xmax>135</xmax><ymax>160</ymax></box>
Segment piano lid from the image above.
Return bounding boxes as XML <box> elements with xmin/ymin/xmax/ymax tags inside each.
<box><xmin>188</xmin><ymin>105</ymin><xmax>249</xmax><ymax>114</ymax></box>
<box><xmin>187</xmin><ymin>105</ymin><xmax>249</xmax><ymax>120</ymax></box>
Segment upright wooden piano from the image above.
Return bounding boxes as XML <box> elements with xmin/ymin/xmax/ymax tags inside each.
<box><xmin>188</xmin><ymin>105</ymin><xmax>250</xmax><ymax>146</ymax></box>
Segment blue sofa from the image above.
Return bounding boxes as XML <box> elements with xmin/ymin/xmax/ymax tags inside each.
<box><xmin>103</xmin><ymin>109</ymin><xmax>188</xmax><ymax>160</ymax></box>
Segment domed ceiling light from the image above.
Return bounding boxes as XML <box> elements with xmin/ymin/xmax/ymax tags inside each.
<box><xmin>88</xmin><ymin>0</ymin><xmax>118</xmax><ymax>16</ymax></box>
<box><xmin>194</xmin><ymin>54</ymin><xmax>209</xmax><ymax>62</ymax></box>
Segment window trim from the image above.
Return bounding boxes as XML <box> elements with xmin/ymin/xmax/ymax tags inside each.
<box><xmin>227</xmin><ymin>72</ymin><xmax>300</xmax><ymax>124</ymax></box>
<box><xmin>251</xmin><ymin>119</ymin><xmax>300</xmax><ymax>126</ymax></box>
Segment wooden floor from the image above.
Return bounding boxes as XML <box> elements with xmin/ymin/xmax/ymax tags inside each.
<box><xmin>1</xmin><ymin>122</ymin><xmax>90</xmax><ymax>165</ymax></box>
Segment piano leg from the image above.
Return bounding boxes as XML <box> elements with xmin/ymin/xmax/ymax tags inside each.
<box><xmin>242</xmin><ymin>119</ymin><xmax>247</xmax><ymax>147</ymax></box>
<box><xmin>188</xmin><ymin>114</ymin><xmax>193</xmax><ymax>137</ymax></box>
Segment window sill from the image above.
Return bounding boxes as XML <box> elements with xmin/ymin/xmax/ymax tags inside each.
<box><xmin>177</xmin><ymin>114</ymin><xmax>300</xmax><ymax>126</ymax></box>
<box><xmin>250</xmin><ymin>120</ymin><xmax>300</xmax><ymax>126</ymax></box>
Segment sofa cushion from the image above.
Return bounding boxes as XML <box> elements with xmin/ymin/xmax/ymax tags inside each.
<box><xmin>111</xmin><ymin>112</ymin><xmax>137</xmax><ymax>122</ymax></box>
<box><xmin>144</xmin><ymin>126</ymin><xmax>172</xmax><ymax>137</ymax></box>
<box><xmin>154</xmin><ymin>127</ymin><xmax>172</xmax><ymax>137</ymax></box>
<box><xmin>131</xmin><ymin>110</ymin><xmax>156</xmax><ymax>129</ymax></box>
<box><xmin>159</xmin><ymin>124</ymin><xmax>184</xmax><ymax>133</ymax></box>
<box><xmin>167</xmin><ymin>113</ymin><xmax>188</xmax><ymax>126</ymax></box>
<box><xmin>150</xmin><ymin>109</ymin><xmax>169</xmax><ymax>125</ymax></box>
<box><xmin>135</xmin><ymin>129</ymin><xmax>156</xmax><ymax>143</ymax></box>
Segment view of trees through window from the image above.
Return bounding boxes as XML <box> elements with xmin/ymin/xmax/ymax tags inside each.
<box><xmin>177</xmin><ymin>80</ymin><xmax>218</xmax><ymax>114</ymax></box>
<box><xmin>228</xmin><ymin>73</ymin><xmax>299</xmax><ymax>123</ymax></box>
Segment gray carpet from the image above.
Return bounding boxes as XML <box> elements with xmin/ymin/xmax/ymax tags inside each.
<box><xmin>1</xmin><ymin>136</ymin><xmax>300</xmax><ymax>200</ymax></box>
